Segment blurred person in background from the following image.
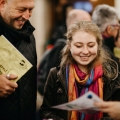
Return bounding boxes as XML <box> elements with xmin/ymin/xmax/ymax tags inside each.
<box><xmin>114</xmin><ymin>29</ymin><xmax>120</xmax><ymax>60</ymax></box>
<box><xmin>39</xmin><ymin>21</ymin><xmax>120</xmax><ymax>120</ymax></box>
<box><xmin>0</xmin><ymin>0</ymin><xmax>37</xmax><ymax>119</ymax></box>
<box><xmin>66</xmin><ymin>9</ymin><xmax>91</xmax><ymax>27</ymax></box>
<box><xmin>92</xmin><ymin>4</ymin><xmax>120</xmax><ymax>66</ymax></box>
<box><xmin>46</xmin><ymin>0</ymin><xmax>73</xmax><ymax>50</ymax></box>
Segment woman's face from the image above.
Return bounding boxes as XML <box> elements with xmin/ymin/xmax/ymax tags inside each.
<box><xmin>70</xmin><ymin>30</ymin><xmax>98</xmax><ymax>69</ymax></box>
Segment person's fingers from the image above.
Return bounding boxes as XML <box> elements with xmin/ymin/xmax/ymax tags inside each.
<box><xmin>7</xmin><ymin>87</ymin><xmax>16</xmax><ymax>93</ymax></box>
<box><xmin>1</xmin><ymin>87</ymin><xmax>15</xmax><ymax>98</ymax></box>
<box><xmin>99</xmin><ymin>107</ymin><xmax>110</xmax><ymax>113</ymax></box>
<box><xmin>94</xmin><ymin>102</ymin><xmax>114</xmax><ymax>108</ymax></box>
<box><xmin>94</xmin><ymin>102</ymin><xmax>108</xmax><ymax>108</ymax></box>
<box><xmin>94</xmin><ymin>102</ymin><xmax>111</xmax><ymax>112</ymax></box>
<box><xmin>6</xmin><ymin>74</ymin><xmax>18</xmax><ymax>80</ymax></box>
<box><xmin>9</xmin><ymin>82</ymin><xmax>18</xmax><ymax>88</ymax></box>
<box><xmin>4</xmin><ymin>74</ymin><xmax>18</xmax><ymax>88</ymax></box>
<box><xmin>0</xmin><ymin>74</ymin><xmax>17</xmax><ymax>98</ymax></box>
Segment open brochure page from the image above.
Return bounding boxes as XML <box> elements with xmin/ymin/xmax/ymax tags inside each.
<box><xmin>52</xmin><ymin>91</ymin><xmax>103</xmax><ymax>113</ymax></box>
<box><xmin>0</xmin><ymin>35</ymin><xmax>33</xmax><ymax>82</ymax></box>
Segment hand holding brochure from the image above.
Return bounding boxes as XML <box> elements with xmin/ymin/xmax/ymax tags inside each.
<box><xmin>0</xmin><ymin>35</ymin><xmax>33</xmax><ymax>82</ymax></box>
<box><xmin>52</xmin><ymin>91</ymin><xmax>103</xmax><ymax>113</ymax></box>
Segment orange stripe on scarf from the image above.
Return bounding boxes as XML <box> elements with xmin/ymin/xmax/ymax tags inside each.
<box><xmin>73</xmin><ymin>68</ymin><xmax>89</xmax><ymax>85</ymax></box>
<box><xmin>68</xmin><ymin>65</ymin><xmax>77</xmax><ymax>120</ymax></box>
<box><xmin>98</xmin><ymin>78</ymin><xmax>103</xmax><ymax>118</ymax></box>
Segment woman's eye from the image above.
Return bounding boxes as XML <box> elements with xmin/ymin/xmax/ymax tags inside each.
<box><xmin>76</xmin><ymin>45</ymin><xmax>82</xmax><ymax>48</ymax></box>
<box><xmin>88</xmin><ymin>44</ymin><xmax>95</xmax><ymax>47</ymax></box>
<box><xmin>88</xmin><ymin>45</ymin><xmax>94</xmax><ymax>47</ymax></box>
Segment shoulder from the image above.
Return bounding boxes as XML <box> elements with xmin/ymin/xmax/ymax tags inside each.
<box><xmin>49</xmin><ymin>66</ymin><xmax>61</xmax><ymax>74</ymax></box>
<box><xmin>48</xmin><ymin>67</ymin><xmax>59</xmax><ymax>78</ymax></box>
<box><xmin>50</xmin><ymin>67</ymin><xmax>58</xmax><ymax>73</ymax></box>
<box><xmin>45</xmin><ymin>67</ymin><xmax>61</xmax><ymax>87</ymax></box>
<box><xmin>48</xmin><ymin>66</ymin><xmax>65</xmax><ymax>79</ymax></box>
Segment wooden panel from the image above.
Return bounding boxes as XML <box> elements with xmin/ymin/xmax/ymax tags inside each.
<box><xmin>90</xmin><ymin>0</ymin><xmax>114</xmax><ymax>9</ymax></box>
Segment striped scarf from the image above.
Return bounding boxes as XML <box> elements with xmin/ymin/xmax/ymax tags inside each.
<box><xmin>66</xmin><ymin>64</ymin><xmax>103</xmax><ymax>120</ymax></box>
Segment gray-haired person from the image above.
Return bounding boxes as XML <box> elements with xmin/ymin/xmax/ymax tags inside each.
<box><xmin>92</xmin><ymin>4</ymin><xmax>120</xmax><ymax>70</ymax></box>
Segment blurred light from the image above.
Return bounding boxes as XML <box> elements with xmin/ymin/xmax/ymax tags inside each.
<box><xmin>90</xmin><ymin>0</ymin><xmax>98</xmax><ymax>2</ymax></box>
<box><xmin>73</xmin><ymin>1</ymin><xmax>93</xmax><ymax>12</ymax></box>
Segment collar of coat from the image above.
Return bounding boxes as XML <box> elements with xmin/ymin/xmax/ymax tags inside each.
<box><xmin>0</xmin><ymin>16</ymin><xmax>35</xmax><ymax>45</ymax></box>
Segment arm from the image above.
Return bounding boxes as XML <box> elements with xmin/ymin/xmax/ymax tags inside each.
<box><xmin>0</xmin><ymin>74</ymin><xmax>18</xmax><ymax>97</ymax></box>
<box><xmin>39</xmin><ymin>68</ymin><xmax>64</xmax><ymax>120</ymax></box>
<box><xmin>94</xmin><ymin>101</ymin><xmax>120</xmax><ymax>120</ymax></box>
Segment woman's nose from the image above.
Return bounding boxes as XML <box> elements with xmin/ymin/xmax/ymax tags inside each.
<box><xmin>82</xmin><ymin>46</ymin><xmax>89</xmax><ymax>54</ymax></box>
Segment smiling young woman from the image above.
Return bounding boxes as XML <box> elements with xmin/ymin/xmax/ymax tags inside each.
<box><xmin>39</xmin><ymin>21</ymin><xmax>120</xmax><ymax>120</ymax></box>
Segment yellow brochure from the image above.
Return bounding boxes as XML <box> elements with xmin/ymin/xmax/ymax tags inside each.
<box><xmin>0</xmin><ymin>35</ymin><xmax>33</xmax><ymax>82</ymax></box>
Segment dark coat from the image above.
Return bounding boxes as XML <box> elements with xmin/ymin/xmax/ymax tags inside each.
<box><xmin>37</xmin><ymin>39</ymin><xmax>66</xmax><ymax>95</ymax></box>
<box><xmin>39</xmin><ymin>60</ymin><xmax>120</xmax><ymax>120</ymax></box>
<box><xmin>0</xmin><ymin>17</ymin><xmax>37</xmax><ymax>120</ymax></box>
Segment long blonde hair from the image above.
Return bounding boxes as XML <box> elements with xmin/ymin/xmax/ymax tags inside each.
<box><xmin>60</xmin><ymin>21</ymin><xmax>110</xmax><ymax>73</ymax></box>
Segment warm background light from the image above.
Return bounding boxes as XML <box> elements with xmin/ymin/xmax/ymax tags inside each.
<box><xmin>90</xmin><ymin>0</ymin><xmax>98</xmax><ymax>2</ymax></box>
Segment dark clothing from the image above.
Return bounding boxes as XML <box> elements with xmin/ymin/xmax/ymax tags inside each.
<box><xmin>0</xmin><ymin>17</ymin><xmax>37</xmax><ymax>120</ymax></box>
<box><xmin>39</xmin><ymin>60</ymin><xmax>120</xmax><ymax>120</ymax></box>
<box><xmin>47</xmin><ymin>25</ymin><xmax>66</xmax><ymax>46</ymax></box>
<box><xmin>103</xmin><ymin>37</ymin><xmax>120</xmax><ymax>71</ymax></box>
<box><xmin>103</xmin><ymin>36</ymin><xmax>115</xmax><ymax>53</ymax></box>
<box><xmin>37</xmin><ymin>39</ymin><xmax>66</xmax><ymax>95</ymax></box>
